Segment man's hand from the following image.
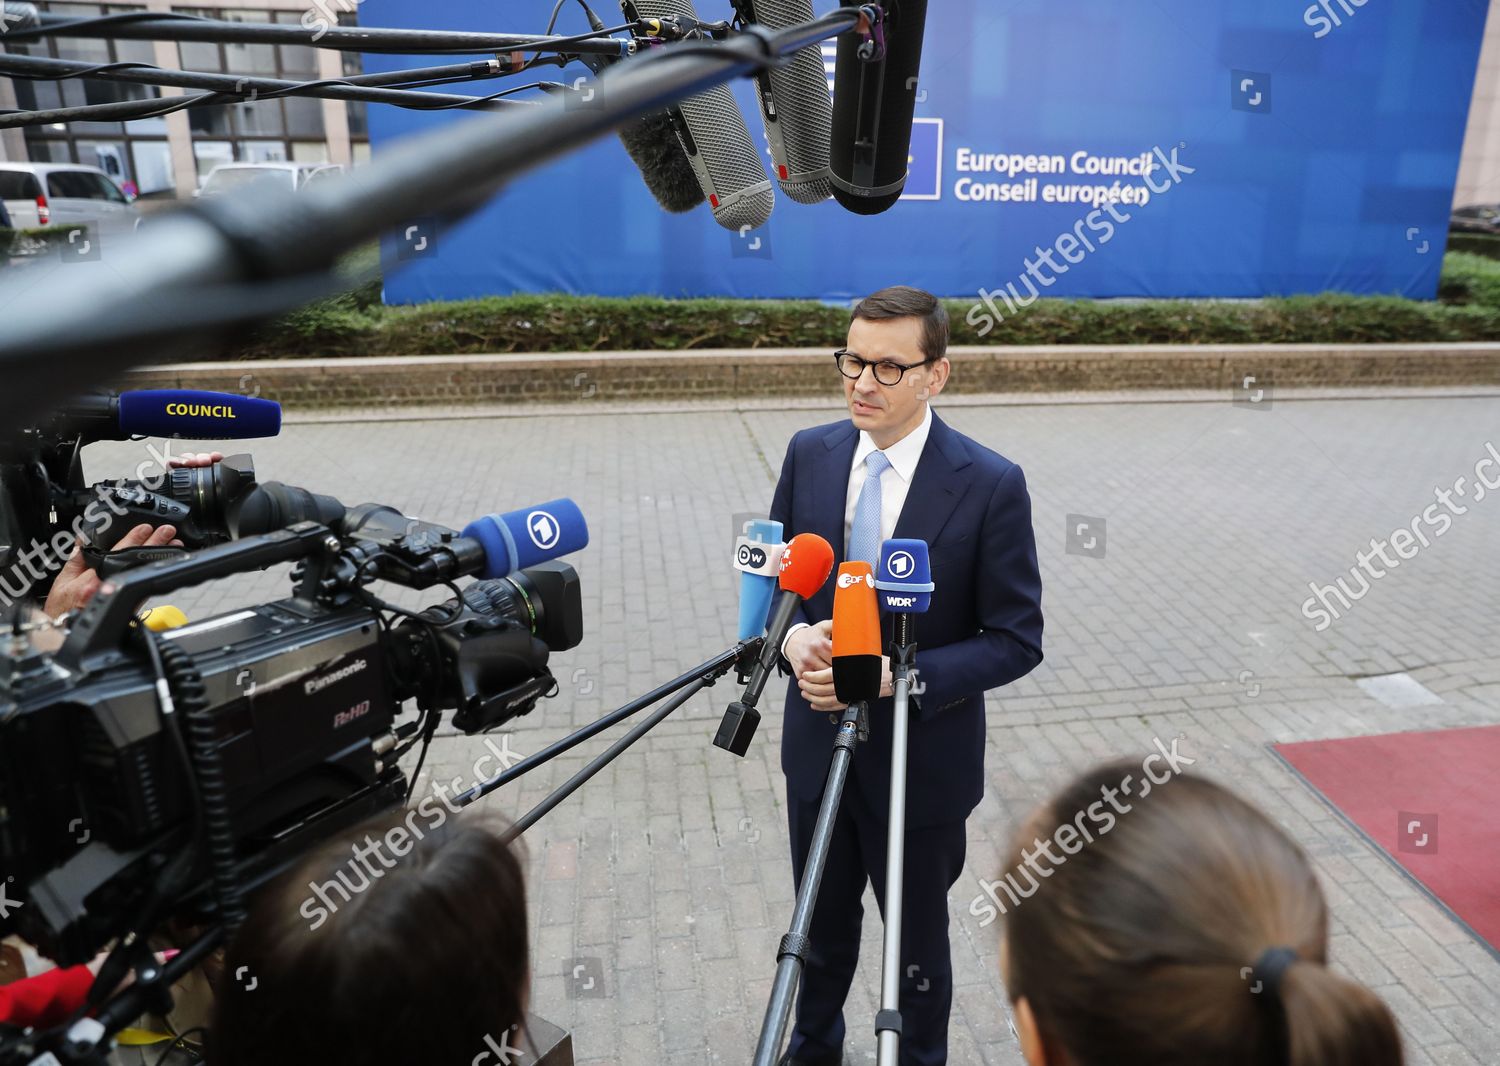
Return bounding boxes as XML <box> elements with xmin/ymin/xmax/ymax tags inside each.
<box><xmin>792</xmin><ymin>616</ymin><xmax>895</xmax><ymax>711</ymax></box>
<box><xmin>786</xmin><ymin>619</ymin><xmax>833</xmax><ymax>679</ymax></box>
<box><xmin>44</xmin><ymin>523</ymin><xmax>181</xmax><ymax>620</ymax></box>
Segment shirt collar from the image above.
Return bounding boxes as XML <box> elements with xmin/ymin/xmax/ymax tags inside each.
<box><xmin>851</xmin><ymin>404</ymin><xmax>933</xmax><ymax>483</ymax></box>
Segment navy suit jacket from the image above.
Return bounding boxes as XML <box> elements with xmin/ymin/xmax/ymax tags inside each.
<box><xmin>770</xmin><ymin>411</ymin><xmax>1044</xmax><ymax>828</ymax></box>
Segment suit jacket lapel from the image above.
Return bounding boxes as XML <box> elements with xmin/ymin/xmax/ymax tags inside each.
<box><xmin>811</xmin><ymin>421</ymin><xmax>858</xmax><ymax>616</ymax></box>
<box><xmin>892</xmin><ymin>411</ymin><xmax>972</xmax><ymax>548</ymax></box>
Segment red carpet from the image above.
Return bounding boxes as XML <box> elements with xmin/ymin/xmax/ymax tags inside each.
<box><xmin>1274</xmin><ymin>725</ymin><xmax>1500</xmax><ymax>956</ymax></box>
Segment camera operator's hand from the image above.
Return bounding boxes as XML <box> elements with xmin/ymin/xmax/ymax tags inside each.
<box><xmin>42</xmin><ymin>451</ymin><xmax>221</xmax><ymax>620</ymax></box>
<box><xmin>172</xmin><ymin>451</ymin><xmax>224</xmax><ymax>468</ymax></box>
<box><xmin>45</xmin><ymin>523</ymin><xmax>182</xmax><ymax>619</ymax></box>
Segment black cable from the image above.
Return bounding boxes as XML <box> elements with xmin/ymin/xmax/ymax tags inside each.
<box><xmin>149</xmin><ymin>1026</ymin><xmax>207</xmax><ymax>1066</ymax></box>
<box><xmin>3</xmin><ymin>9</ymin><xmax>641</xmax><ymax>56</ymax></box>
<box><xmin>157</xmin><ymin>638</ymin><xmax>244</xmax><ymax>931</ymax></box>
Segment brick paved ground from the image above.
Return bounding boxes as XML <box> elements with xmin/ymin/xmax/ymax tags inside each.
<box><xmin>84</xmin><ymin>390</ymin><xmax>1500</xmax><ymax>1065</ymax></box>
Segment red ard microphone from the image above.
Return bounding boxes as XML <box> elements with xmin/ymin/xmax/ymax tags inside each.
<box><xmin>831</xmin><ymin>561</ymin><xmax>882</xmax><ymax>705</ymax></box>
<box><xmin>714</xmin><ymin>531</ymin><xmax>834</xmax><ymax>756</ymax></box>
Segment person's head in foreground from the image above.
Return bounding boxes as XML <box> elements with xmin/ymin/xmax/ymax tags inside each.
<box><xmin>1000</xmin><ymin>760</ymin><xmax>1403</xmax><ymax>1066</ymax></box>
<box><xmin>212</xmin><ymin>812</ymin><xmax>529</xmax><ymax>1066</ymax></box>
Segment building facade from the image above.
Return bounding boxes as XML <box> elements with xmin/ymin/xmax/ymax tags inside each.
<box><xmin>0</xmin><ymin>2</ymin><xmax>1496</xmax><ymax>208</ymax></box>
<box><xmin>0</xmin><ymin>0</ymin><xmax>367</xmax><ymax>200</ymax></box>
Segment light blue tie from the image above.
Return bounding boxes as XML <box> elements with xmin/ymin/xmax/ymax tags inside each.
<box><xmin>848</xmin><ymin>450</ymin><xmax>892</xmax><ymax>565</ymax></box>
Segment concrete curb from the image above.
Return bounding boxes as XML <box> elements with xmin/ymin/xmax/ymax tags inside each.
<box><xmin>128</xmin><ymin>342</ymin><xmax>1500</xmax><ymax>409</ymax></box>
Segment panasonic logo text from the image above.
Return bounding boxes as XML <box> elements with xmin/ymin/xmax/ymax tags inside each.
<box><xmin>305</xmin><ymin>658</ymin><xmax>368</xmax><ymax>695</ymax></box>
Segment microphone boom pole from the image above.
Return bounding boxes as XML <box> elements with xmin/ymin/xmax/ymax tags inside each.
<box><xmin>0</xmin><ymin>7</ymin><xmax>863</xmax><ymax>426</ymax></box>
<box><xmin>456</xmin><ymin>641</ymin><xmax>758</xmax><ymax>806</ymax></box>
<box><xmin>494</xmin><ymin>646</ymin><xmax>753</xmax><ymax>840</ymax></box>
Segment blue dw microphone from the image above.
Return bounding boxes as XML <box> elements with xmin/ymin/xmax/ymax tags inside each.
<box><xmin>876</xmin><ymin>538</ymin><xmax>933</xmax><ymax>615</ymax></box>
<box><xmin>734</xmin><ymin>518</ymin><xmax>784</xmax><ymax>642</ymax></box>
<box><xmin>462</xmin><ymin>498</ymin><xmax>589</xmax><ymax>579</ymax></box>
<box><xmin>118</xmin><ymin>389</ymin><xmax>282</xmax><ymax>438</ymax></box>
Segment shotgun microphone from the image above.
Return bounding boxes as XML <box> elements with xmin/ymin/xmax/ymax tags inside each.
<box><xmin>831</xmin><ymin>560</ymin><xmax>882</xmax><ymax>705</ymax></box>
<box><xmin>622</xmin><ymin>0</ymin><xmax>776</xmax><ymax>230</ymax></box>
<box><xmin>574</xmin><ymin>8</ymin><xmax>705</xmax><ymax>213</ymax></box>
<box><xmin>731</xmin><ymin>0</ymin><xmax>833</xmax><ymax>203</ymax></box>
<box><xmin>829</xmin><ymin>0</ymin><xmax>929</xmax><ymax>214</ymax></box>
<box><xmin>714</xmin><ymin>531</ymin><xmax>834</xmax><ymax>756</ymax></box>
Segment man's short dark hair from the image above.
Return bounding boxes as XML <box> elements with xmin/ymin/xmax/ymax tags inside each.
<box><xmin>851</xmin><ymin>285</ymin><xmax>949</xmax><ymax>362</ymax></box>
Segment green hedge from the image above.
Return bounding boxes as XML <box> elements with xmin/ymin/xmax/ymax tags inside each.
<box><xmin>1</xmin><ymin>223</ymin><xmax>91</xmax><ymax>259</ymax></box>
<box><xmin>1447</xmin><ymin>233</ymin><xmax>1500</xmax><ymax>260</ymax></box>
<box><xmin>230</xmin><ymin>251</ymin><xmax>1500</xmax><ymax>359</ymax></box>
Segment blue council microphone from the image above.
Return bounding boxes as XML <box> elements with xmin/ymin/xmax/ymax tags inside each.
<box><xmin>117</xmin><ymin>389</ymin><xmax>282</xmax><ymax>438</ymax></box>
<box><xmin>462</xmin><ymin>498</ymin><xmax>589</xmax><ymax>579</ymax></box>
<box><xmin>734</xmin><ymin>518</ymin><xmax>784</xmax><ymax>642</ymax></box>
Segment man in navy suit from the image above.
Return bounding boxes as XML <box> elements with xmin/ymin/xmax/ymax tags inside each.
<box><xmin>769</xmin><ymin>286</ymin><xmax>1044</xmax><ymax>1066</ymax></box>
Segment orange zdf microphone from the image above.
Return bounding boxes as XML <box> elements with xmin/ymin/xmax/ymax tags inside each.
<box><xmin>714</xmin><ymin>531</ymin><xmax>835</xmax><ymax>756</ymax></box>
<box><xmin>831</xmin><ymin>561</ymin><xmax>882</xmax><ymax>706</ymax></box>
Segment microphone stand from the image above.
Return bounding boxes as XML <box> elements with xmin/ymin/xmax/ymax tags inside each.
<box><xmin>496</xmin><ymin>652</ymin><xmax>750</xmax><ymax>842</ymax></box>
<box><xmin>751</xmin><ymin>697</ymin><xmax>869</xmax><ymax>1066</ymax></box>
<box><xmin>875</xmin><ymin>614</ymin><xmax>916</xmax><ymax>1065</ymax></box>
<box><xmin>455</xmin><ymin>641</ymin><xmax>759</xmax><ymax>807</ymax></box>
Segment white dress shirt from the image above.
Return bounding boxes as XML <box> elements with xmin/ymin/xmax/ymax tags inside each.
<box><xmin>842</xmin><ymin>403</ymin><xmax>933</xmax><ymax>557</ymax></box>
<box><xmin>783</xmin><ymin>405</ymin><xmax>934</xmax><ymax>656</ymax></box>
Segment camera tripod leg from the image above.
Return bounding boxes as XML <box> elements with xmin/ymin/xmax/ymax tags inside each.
<box><xmin>751</xmin><ymin>699</ymin><xmax>865</xmax><ymax>1066</ymax></box>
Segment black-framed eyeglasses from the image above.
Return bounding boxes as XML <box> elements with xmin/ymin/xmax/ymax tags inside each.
<box><xmin>834</xmin><ymin>350</ymin><xmax>935</xmax><ymax>387</ymax></box>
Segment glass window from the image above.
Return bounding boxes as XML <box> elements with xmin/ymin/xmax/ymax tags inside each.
<box><xmin>47</xmin><ymin>170</ymin><xmax>125</xmax><ymax>202</ymax></box>
<box><xmin>346</xmin><ymin>101</ymin><xmax>367</xmax><ymax>139</ymax></box>
<box><xmin>178</xmin><ymin>40</ymin><xmax>224</xmax><ymax>72</ymax></box>
<box><xmin>0</xmin><ymin>172</ymin><xmax>44</xmax><ymax>199</ymax></box>
<box><xmin>283</xmin><ymin>96</ymin><xmax>324</xmax><ymax>139</ymax></box>
<box><xmin>275</xmin><ymin>11</ymin><xmax>320</xmax><ymax>74</ymax></box>
<box><xmin>30</xmin><ymin>142</ymin><xmax>77</xmax><ymax>164</ymax></box>
<box><xmin>223</xmin><ymin>10</ymin><xmax>278</xmax><ymax>75</ymax></box>
<box><xmin>231</xmin><ymin>98</ymin><xmax>283</xmax><ymax>137</ymax></box>
<box><xmin>290</xmin><ymin>141</ymin><xmax>330</xmax><ymax>163</ymax></box>
<box><xmin>188</xmin><ymin>102</ymin><xmax>233</xmax><ymax>138</ymax></box>
<box><xmin>240</xmin><ymin>141</ymin><xmax>287</xmax><ymax>163</ymax></box>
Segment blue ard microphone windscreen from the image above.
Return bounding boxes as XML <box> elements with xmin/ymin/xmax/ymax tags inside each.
<box><xmin>461</xmin><ymin>498</ymin><xmax>589</xmax><ymax>578</ymax></box>
<box><xmin>117</xmin><ymin>390</ymin><xmax>282</xmax><ymax>439</ymax></box>
<box><xmin>875</xmin><ymin>538</ymin><xmax>934</xmax><ymax>613</ymax></box>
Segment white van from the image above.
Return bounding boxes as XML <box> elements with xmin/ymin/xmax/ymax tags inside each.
<box><xmin>0</xmin><ymin>163</ymin><xmax>141</xmax><ymax>239</ymax></box>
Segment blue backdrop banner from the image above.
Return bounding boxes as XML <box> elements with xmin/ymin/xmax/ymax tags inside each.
<box><xmin>361</xmin><ymin>0</ymin><xmax>1491</xmax><ymax>307</ymax></box>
